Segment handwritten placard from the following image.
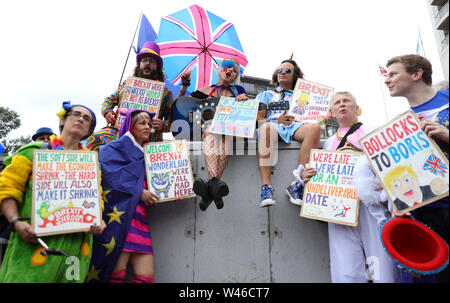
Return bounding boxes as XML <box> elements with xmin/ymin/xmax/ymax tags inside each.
<box><xmin>115</xmin><ymin>76</ymin><xmax>164</xmax><ymax>128</ymax></box>
<box><xmin>359</xmin><ymin>110</ymin><xmax>449</xmax><ymax>213</ymax></box>
<box><xmin>289</xmin><ymin>78</ymin><xmax>334</xmax><ymax>123</ymax></box>
<box><xmin>32</xmin><ymin>150</ymin><xmax>102</xmax><ymax>237</ymax></box>
<box><xmin>144</xmin><ymin>140</ymin><xmax>196</xmax><ymax>202</ymax></box>
<box><xmin>209</xmin><ymin>96</ymin><xmax>259</xmax><ymax>138</ymax></box>
<box><xmin>300</xmin><ymin>149</ymin><xmax>361</xmax><ymax>226</ymax></box>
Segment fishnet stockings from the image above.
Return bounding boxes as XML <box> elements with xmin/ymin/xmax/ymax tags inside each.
<box><xmin>202</xmin><ymin>130</ymin><xmax>230</xmax><ymax>179</ymax></box>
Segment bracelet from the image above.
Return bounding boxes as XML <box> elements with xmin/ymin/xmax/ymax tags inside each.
<box><xmin>9</xmin><ymin>217</ymin><xmax>24</xmax><ymax>230</ymax></box>
<box><xmin>181</xmin><ymin>79</ymin><xmax>191</xmax><ymax>86</ymax></box>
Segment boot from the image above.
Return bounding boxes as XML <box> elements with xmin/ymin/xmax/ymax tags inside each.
<box><xmin>208</xmin><ymin>178</ymin><xmax>229</xmax><ymax>209</ymax></box>
<box><xmin>193</xmin><ymin>179</ymin><xmax>213</xmax><ymax>211</ymax></box>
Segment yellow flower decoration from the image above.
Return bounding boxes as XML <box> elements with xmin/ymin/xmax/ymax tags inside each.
<box><xmin>56</xmin><ymin>108</ymin><xmax>67</xmax><ymax>120</ymax></box>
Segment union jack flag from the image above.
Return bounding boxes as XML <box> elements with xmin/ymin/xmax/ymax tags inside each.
<box><xmin>423</xmin><ymin>153</ymin><xmax>448</xmax><ymax>178</ymax></box>
<box><xmin>379</xmin><ymin>65</ymin><xmax>388</xmax><ymax>77</ymax></box>
<box><xmin>157</xmin><ymin>5</ymin><xmax>248</xmax><ymax>92</ymax></box>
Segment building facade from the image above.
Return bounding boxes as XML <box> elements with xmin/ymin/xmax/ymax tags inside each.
<box><xmin>427</xmin><ymin>0</ymin><xmax>449</xmax><ymax>81</ymax></box>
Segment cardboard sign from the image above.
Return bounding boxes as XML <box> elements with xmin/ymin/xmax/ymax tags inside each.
<box><xmin>359</xmin><ymin>110</ymin><xmax>449</xmax><ymax>213</ymax></box>
<box><xmin>209</xmin><ymin>96</ymin><xmax>259</xmax><ymax>138</ymax></box>
<box><xmin>115</xmin><ymin>76</ymin><xmax>164</xmax><ymax>128</ymax></box>
<box><xmin>144</xmin><ymin>140</ymin><xmax>196</xmax><ymax>202</ymax></box>
<box><xmin>289</xmin><ymin>78</ymin><xmax>334</xmax><ymax>123</ymax></box>
<box><xmin>32</xmin><ymin>150</ymin><xmax>102</xmax><ymax>237</ymax></box>
<box><xmin>300</xmin><ymin>149</ymin><xmax>361</xmax><ymax>226</ymax></box>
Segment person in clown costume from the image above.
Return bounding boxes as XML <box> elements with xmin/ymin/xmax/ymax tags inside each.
<box><xmin>0</xmin><ymin>101</ymin><xmax>105</xmax><ymax>282</ymax></box>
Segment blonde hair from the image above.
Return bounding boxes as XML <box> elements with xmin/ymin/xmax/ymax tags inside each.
<box><xmin>217</xmin><ymin>58</ymin><xmax>241</xmax><ymax>84</ymax></box>
<box><xmin>384</xmin><ymin>165</ymin><xmax>417</xmax><ymax>193</ymax></box>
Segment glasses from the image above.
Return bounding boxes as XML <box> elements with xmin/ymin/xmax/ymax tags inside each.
<box><xmin>221</xmin><ymin>60</ymin><xmax>237</xmax><ymax>68</ymax></box>
<box><xmin>68</xmin><ymin>111</ymin><xmax>92</xmax><ymax>123</ymax></box>
<box><xmin>277</xmin><ymin>68</ymin><xmax>292</xmax><ymax>74</ymax></box>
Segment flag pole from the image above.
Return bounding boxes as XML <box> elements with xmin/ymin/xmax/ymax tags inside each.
<box><xmin>117</xmin><ymin>12</ymin><xmax>143</xmax><ymax>88</ymax></box>
<box><xmin>377</xmin><ymin>61</ymin><xmax>389</xmax><ymax>122</ymax></box>
<box><xmin>417</xmin><ymin>27</ymin><xmax>426</xmax><ymax>57</ymax></box>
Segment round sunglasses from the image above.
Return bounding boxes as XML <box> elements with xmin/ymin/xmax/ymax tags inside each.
<box><xmin>277</xmin><ymin>68</ymin><xmax>292</xmax><ymax>74</ymax></box>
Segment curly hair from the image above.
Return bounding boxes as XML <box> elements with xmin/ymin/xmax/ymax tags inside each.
<box><xmin>271</xmin><ymin>59</ymin><xmax>304</xmax><ymax>90</ymax></box>
<box><xmin>134</xmin><ymin>58</ymin><xmax>165</xmax><ymax>82</ymax></box>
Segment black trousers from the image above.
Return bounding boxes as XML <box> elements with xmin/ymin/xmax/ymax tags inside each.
<box><xmin>413</xmin><ymin>206</ymin><xmax>449</xmax><ymax>283</ymax></box>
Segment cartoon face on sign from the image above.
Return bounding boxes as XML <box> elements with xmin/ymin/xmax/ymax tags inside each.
<box><xmin>151</xmin><ymin>172</ymin><xmax>175</xmax><ymax>199</ymax></box>
<box><xmin>384</xmin><ymin>165</ymin><xmax>448</xmax><ymax>211</ymax></box>
<box><xmin>329</xmin><ymin>198</ymin><xmax>351</xmax><ymax>218</ymax></box>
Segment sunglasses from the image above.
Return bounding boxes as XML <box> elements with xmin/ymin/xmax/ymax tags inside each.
<box><xmin>221</xmin><ymin>60</ymin><xmax>237</xmax><ymax>68</ymax></box>
<box><xmin>277</xmin><ymin>68</ymin><xmax>292</xmax><ymax>74</ymax></box>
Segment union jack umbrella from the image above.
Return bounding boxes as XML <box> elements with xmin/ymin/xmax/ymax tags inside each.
<box><xmin>423</xmin><ymin>152</ymin><xmax>448</xmax><ymax>178</ymax></box>
<box><xmin>157</xmin><ymin>4</ymin><xmax>248</xmax><ymax>93</ymax></box>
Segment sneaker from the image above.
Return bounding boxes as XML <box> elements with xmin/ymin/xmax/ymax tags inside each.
<box><xmin>260</xmin><ymin>184</ymin><xmax>276</xmax><ymax>207</ymax></box>
<box><xmin>286</xmin><ymin>181</ymin><xmax>304</xmax><ymax>206</ymax></box>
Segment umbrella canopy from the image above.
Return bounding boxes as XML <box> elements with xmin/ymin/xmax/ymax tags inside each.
<box><xmin>157</xmin><ymin>4</ymin><xmax>248</xmax><ymax>93</ymax></box>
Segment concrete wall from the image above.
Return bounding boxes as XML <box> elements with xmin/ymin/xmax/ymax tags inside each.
<box><xmin>146</xmin><ymin>140</ymin><xmax>331</xmax><ymax>283</ymax></box>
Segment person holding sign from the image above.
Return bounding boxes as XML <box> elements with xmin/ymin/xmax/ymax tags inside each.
<box><xmin>94</xmin><ymin>41</ymin><xmax>174</xmax><ymax>148</ymax></box>
<box><xmin>0</xmin><ymin>101</ymin><xmax>105</xmax><ymax>283</ymax></box>
<box><xmin>89</xmin><ymin>109</ymin><xmax>159</xmax><ymax>283</ymax></box>
<box><xmin>256</xmin><ymin>59</ymin><xmax>321</xmax><ymax>207</ymax></box>
<box><xmin>177</xmin><ymin>58</ymin><xmax>248</xmax><ymax>211</ymax></box>
<box><xmin>317</xmin><ymin>91</ymin><xmax>401</xmax><ymax>283</ymax></box>
<box><xmin>385</xmin><ymin>54</ymin><xmax>449</xmax><ymax>282</ymax></box>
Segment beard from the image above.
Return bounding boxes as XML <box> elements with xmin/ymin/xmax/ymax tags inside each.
<box><xmin>135</xmin><ymin>67</ymin><xmax>160</xmax><ymax>80</ymax></box>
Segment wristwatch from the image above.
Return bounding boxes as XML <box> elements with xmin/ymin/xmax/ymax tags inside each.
<box><xmin>9</xmin><ymin>217</ymin><xmax>24</xmax><ymax>230</ymax></box>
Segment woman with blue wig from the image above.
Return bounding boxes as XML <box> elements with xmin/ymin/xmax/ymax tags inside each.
<box><xmin>177</xmin><ymin>58</ymin><xmax>248</xmax><ymax>211</ymax></box>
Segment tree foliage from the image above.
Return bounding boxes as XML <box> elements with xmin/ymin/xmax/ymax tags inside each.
<box><xmin>1</xmin><ymin>136</ymin><xmax>32</xmax><ymax>155</ymax></box>
<box><xmin>0</xmin><ymin>106</ymin><xmax>21</xmax><ymax>139</ymax></box>
<box><xmin>0</xmin><ymin>107</ymin><xmax>30</xmax><ymax>156</ymax></box>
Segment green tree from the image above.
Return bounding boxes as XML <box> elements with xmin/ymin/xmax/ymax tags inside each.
<box><xmin>1</xmin><ymin>136</ymin><xmax>32</xmax><ymax>155</ymax></box>
<box><xmin>0</xmin><ymin>107</ymin><xmax>21</xmax><ymax>139</ymax></box>
<box><xmin>0</xmin><ymin>106</ymin><xmax>31</xmax><ymax>156</ymax></box>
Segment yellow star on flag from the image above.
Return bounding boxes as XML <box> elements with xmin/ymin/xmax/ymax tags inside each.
<box><xmin>102</xmin><ymin>189</ymin><xmax>111</xmax><ymax>203</ymax></box>
<box><xmin>102</xmin><ymin>236</ymin><xmax>116</xmax><ymax>256</ymax></box>
<box><xmin>106</xmin><ymin>206</ymin><xmax>125</xmax><ymax>224</ymax></box>
<box><xmin>86</xmin><ymin>265</ymin><xmax>102</xmax><ymax>282</ymax></box>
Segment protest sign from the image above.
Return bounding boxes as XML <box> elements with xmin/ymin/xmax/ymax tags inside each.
<box><xmin>144</xmin><ymin>140</ymin><xmax>196</xmax><ymax>202</ymax></box>
<box><xmin>300</xmin><ymin>149</ymin><xmax>361</xmax><ymax>226</ymax></box>
<box><xmin>359</xmin><ymin>110</ymin><xmax>449</xmax><ymax>213</ymax></box>
<box><xmin>32</xmin><ymin>150</ymin><xmax>102</xmax><ymax>237</ymax></box>
<box><xmin>209</xmin><ymin>96</ymin><xmax>259</xmax><ymax>138</ymax></box>
<box><xmin>115</xmin><ymin>76</ymin><xmax>164</xmax><ymax>128</ymax></box>
<box><xmin>289</xmin><ymin>78</ymin><xmax>334</xmax><ymax>123</ymax></box>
